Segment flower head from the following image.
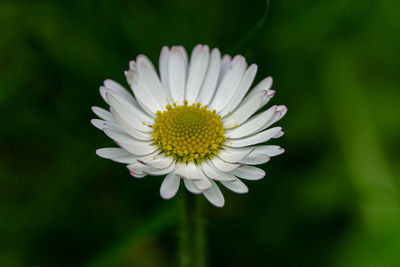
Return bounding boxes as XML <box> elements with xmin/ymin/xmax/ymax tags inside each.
<box><xmin>92</xmin><ymin>44</ymin><xmax>286</xmax><ymax>207</ymax></box>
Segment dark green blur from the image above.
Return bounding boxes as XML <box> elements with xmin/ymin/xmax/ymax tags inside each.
<box><xmin>1</xmin><ymin>0</ymin><xmax>400</xmax><ymax>266</ymax></box>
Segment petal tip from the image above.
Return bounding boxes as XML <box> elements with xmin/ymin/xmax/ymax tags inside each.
<box><xmin>267</xmin><ymin>90</ymin><xmax>276</xmax><ymax>97</ymax></box>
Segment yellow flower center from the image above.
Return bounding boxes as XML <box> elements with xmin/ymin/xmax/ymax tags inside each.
<box><xmin>152</xmin><ymin>100</ymin><xmax>225</xmax><ymax>164</ymax></box>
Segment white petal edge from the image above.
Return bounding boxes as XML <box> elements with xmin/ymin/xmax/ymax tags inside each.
<box><xmin>193</xmin><ymin>169</ymin><xmax>212</xmax><ymax>191</ymax></box>
<box><xmin>222</xmin><ymin>90</ymin><xmax>265</xmax><ymax>129</ymax></box>
<box><xmin>186</xmin><ymin>44</ymin><xmax>210</xmax><ymax>104</ymax></box>
<box><xmin>239</xmin><ymin>154</ymin><xmax>270</xmax><ymax>165</ymax></box>
<box><xmin>138</xmin><ymin>154</ymin><xmax>174</xmax><ymax>169</ymax></box>
<box><xmin>92</xmin><ymin>106</ymin><xmax>114</xmax><ymax>122</ymax></box>
<box><xmin>219</xmin><ymin>64</ymin><xmax>258</xmax><ymax>117</ymax></box>
<box><xmin>225</xmin><ymin>105</ymin><xmax>278</xmax><ymax>138</ymax></box>
<box><xmin>105</xmin><ymin>91</ymin><xmax>154</xmax><ymax>132</ymax></box>
<box><xmin>159</xmin><ymin>46</ymin><xmax>172</xmax><ymax>102</ymax></box>
<box><xmin>217</xmin><ymin>147</ymin><xmax>254</xmax><ymax>163</ymax></box>
<box><xmin>168</xmin><ymin>46</ymin><xmax>188</xmax><ymax>104</ymax></box>
<box><xmin>184</xmin><ymin>179</ymin><xmax>202</xmax><ymax>194</ymax></box>
<box><xmin>232</xmin><ymin>165</ymin><xmax>265</xmax><ymax>180</ymax></box>
<box><xmin>129</xmin><ymin>161</ymin><xmax>176</xmax><ymax>176</ymax></box>
<box><xmin>136</xmin><ymin>54</ymin><xmax>168</xmax><ymax>108</ymax></box>
<box><xmin>221</xmin><ymin>179</ymin><xmax>248</xmax><ymax>194</ymax></box>
<box><xmin>174</xmin><ymin>162</ymin><xmax>202</xmax><ymax>180</ymax></box>
<box><xmin>211</xmin><ymin>156</ymin><xmax>241</xmax><ymax>172</ymax></box>
<box><xmin>226</xmin><ymin>127</ymin><xmax>283</xmax><ymax>148</ymax></box>
<box><xmin>100</xmin><ymin>79</ymin><xmax>136</xmax><ymax>105</ymax></box>
<box><xmin>196</xmin><ymin>48</ymin><xmax>221</xmax><ymax>105</ymax></box>
<box><xmin>96</xmin><ymin>148</ymin><xmax>138</xmax><ymax>164</ymax></box>
<box><xmin>252</xmin><ymin>145</ymin><xmax>285</xmax><ymax>157</ymax></box>
<box><xmin>91</xmin><ymin>119</ymin><xmax>124</xmax><ymax>133</ymax></box>
<box><xmin>203</xmin><ymin>180</ymin><xmax>225</xmax><ymax>207</ymax></box>
<box><xmin>109</xmin><ymin>107</ymin><xmax>154</xmax><ymax>140</ymax></box>
<box><xmin>218</xmin><ymin>55</ymin><xmax>232</xmax><ymax>84</ymax></box>
<box><xmin>160</xmin><ymin>173</ymin><xmax>180</xmax><ymax>199</ymax></box>
<box><xmin>210</xmin><ymin>55</ymin><xmax>247</xmax><ymax>111</ymax></box>
<box><xmin>125</xmin><ymin>68</ymin><xmax>163</xmax><ymax>114</ymax></box>
<box><xmin>201</xmin><ymin>161</ymin><xmax>236</xmax><ymax>181</ymax></box>
<box><xmin>104</xmin><ymin>129</ymin><xmax>157</xmax><ymax>156</ymax></box>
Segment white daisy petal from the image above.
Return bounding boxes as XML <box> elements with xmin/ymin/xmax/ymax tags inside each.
<box><xmin>244</xmin><ymin>76</ymin><xmax>275</xmax><ymax>109</ymax></box>
<box><xmin>194</xmin><ymin>179</ymin><xmax>212</xmax><ymax>191</ymax></box>
<box><xmin>96</xmin><ymin>148</ymin><xmax>138</xmax><ymax>164</ymax></box>
<box><xmin>249</xmin><ymin>76</ymin><xmax>273</xmax><ymax>95</ymax></box>
<box><xmin>109</xmin><ymin>87</ymin><xmax>153</xmax><ymax>124</ymax></box>
<box><xmin>210</xmin><ymin>55</ymin><xmax>247</xmax><ymax>111</ymax></box>
<box><xmin>138</xmin><ymin>155</ymin><xmax>173</xmax><ymax>169</ymax></box>
<box><xmin>125</xmin><ymin>69</ymin><xmax>163</xmax><ymax>113</ymax></box>
<box><xmin>243</xmin><ymin>105</ymin><xmax>287</xmax><ymax>136</ymax></box>
<box><xmin>136</xmin><ymin>55</ymin><xmax>169</xmax><ymax>108</ymax></box>
<box><xmin>193</xmin><ymin>170</ymin><xmax>212</xmax><ymax>191</ymax></box>
<box><xmin>222</xmin><ymin>90</ymin><xmax>265</xmax><ymax>129</ymax></box>
<box><xmin>232</xmin><ymin>165</ymin><xmax>265</xmax><ymax>180</ymax></box>
<box><xmin>203</xmin><ymin>180</ymin><xmax>225</xmax><ymax>207</ymax></box>
<box><xmin>168</xmin><ymin>46</ymin><xmax>188</xmax><ymax>104</ymax></box>
<box><xmin>105</xmin><ymin>91</ymin><xmax>154</xmax><ymax>129</ymax></box>
<box><xmin>221</xmin><ymin>179</ymin><xmax>248</xmax><ymax>194</ymax></box>
<box><xmin>134</xmin><ymin>150</ymin><xmax>161</xmax><ymax>163</ymax></box>
<box><xmin>104</xmin><ymin>79</ymin><xmax>131</xmax><ymax>95</ymax></box>
<box><xmin>201</xmin><ymin>161</ymin><xmax>236</xmax><ymax>181</ymax></box>
<box><xmin>109</xmin><ymin>107</ymin><xmax>154</xmax><ymax>140</ymax></box>
<box><xmin>129</xmin><ymin>60</ymin><xmax>136</xmax><ymax>70</ymax></box>
<box><xmin>239</xmin><ymin>154</ymin><xmax>270</xmax><ymax>165</ymax></box>
<box><xmin>184</xmin><ymin>179</ymin><xmax>202</xmax><ymax>194</ymax></box>
<box><xmin>211</xmin><ymin>156</ymin><xmax>241</xmax><ymax>172</ymax></box>
<box><xmin>126</xmin><ymin>162</ymin><xmax>146</xmax><ymax>176</ymax></box>
<box><xmin>261</xmin><ymin>90</ymin><xmax>275</xmax><ymax>108</ymax></box>
<box><xmin>129</xmin><ymin>169</ymin><xmax>147</xmax><ymax>178</ymax></box>
<box><xmin>135</xmin><ymin>97</ymin><xmax>157</xmax><ymax>117</ymax></box>
<box><xmin>104</xmin><ymin>129</ymin><xmax>157</xmax><ymax>156</ymax></box>
<box><xmin>160</xmin><ymin>173</ymin><xmax>180</xmax><ymax>199</ymax></box>
<box><xmin>131</xmin><ymin>173</ymin><xmax>147</xmax><ymax>178</ymax></box>
<box><xmin>92</xmin><ymin>106</ymin><xmax>114</xmax><ymax>122</ymax></box>
<box><xmin>274</xmin><ymin>105</ymin><xmax>288</xmax><ymax>122</ymax></box>
<box><xmin>258</xmin><ymin>108</ymin><xmax>283</xmax><ymax>132</ymax></box>
<box><xmin>128</xmin><ymin>161</ymin><xmax>175</xmax><ymax>176</ymax></box>
<box><xmin>91</xmin><ymin>119</ymin><xmax>124</xmax><ymax>133</ymax></box>
<box><xmin>159</xmin><ymin>46</ymin><xmax>170</xmax><ymax>91</ymax></box>
<box><xmin>96</xmin><ymin>147</ymin><xmax>130</xmax><ymax>158</ymax></box>
<box><xmin>196</xmin><ymin>48</ymin><xmax>221</xmax><ymax>105</ymax></box>
<box><xmin>225</xmin><ymin>105</ymin><xmax>278</xmax><ymax>138</ymax></box>
<box><xmin>219</xmin><ymin>55</ymin><xmax>232</xmax><ymax>83</ymax></box>
<box><xmin>142</xmin><ymin>162</ymin><xmax>176</xmax><ymax>176</ymax></box>
<box><xmin>186</xmin><ymin>44</ymin><xmax>210</xmax><ymax>104</ymax></box>
<box><xmin>217</xmin><ymin>147</ymin><xmax>254</xmax><ymax>163</ymax></box>
<box><xmin>100</xmin><ymin>79</ymin><xmax>136</xmax><ymax>105</ymax></box>
<box><xmin>105</xmin><ymin>92</ymin><xmax>153</xmax><ymax>130</ymax></box>
<box><xmin>129</xmin><ymin>157</ymin><xmax>176</xmax><ymax>176</ymax></box>
<box><xmin>219</xmin><ymin>64</ymin><xmax>258</xmax><ymax>117</ymax></box>
<box><xmin>226</xmin><ymin>127</ymin><xmax>282</xmax><ymax>148</ymax></box>
<box><xmin>273</xmin><ymin>130</ymin><xmax>285</xmax><ymax>138</ymax></box>
<box><xmin>252</xmin><ymin>145</ymin><xmax>285</xmax><ymax>157</ymax></box>
<box><xmin>174</xmin><ymin>162</ymin><xmax>201</xmax><ymax>180</ymax></box>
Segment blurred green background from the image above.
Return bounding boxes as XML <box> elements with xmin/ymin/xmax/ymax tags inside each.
<box><xmin>1</xmin><ymin>0</ymin><xmax>400</xmax><ymax>266</ymax></box>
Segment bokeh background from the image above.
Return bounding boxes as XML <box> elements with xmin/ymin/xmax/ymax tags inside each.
<box><xmin>1</xmin><ymin>0</ymin><xmax>400</xmax><ymax>266</ymax></box>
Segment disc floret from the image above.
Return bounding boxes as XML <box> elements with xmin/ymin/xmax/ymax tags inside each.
<box><xmin>152</xmin><ymin>100</ymin><xmax>225</xmax><ymax>164</ymax></box>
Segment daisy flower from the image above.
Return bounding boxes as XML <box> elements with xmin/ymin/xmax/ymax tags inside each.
<box><xmin>91</xmin><ymin>44</ymin><xmax>286</xmax><ymax>207</ymax></box>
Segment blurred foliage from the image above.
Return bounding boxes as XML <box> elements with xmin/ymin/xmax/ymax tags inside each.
<box><xmin>1</xmin><ymin>0</ymin><xmax>400</xmax><ymax>266</ymax></box>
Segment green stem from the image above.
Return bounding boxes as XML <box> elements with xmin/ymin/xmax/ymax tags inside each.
<box><xmin>194</xmin><ymin>196</ymin><xmax>206</xmax><ymax>267</ymax></box>
<box><xmin>179</xmin><ymin>191</ymin><xmax>206</xmax><ymax>267</ymax></box>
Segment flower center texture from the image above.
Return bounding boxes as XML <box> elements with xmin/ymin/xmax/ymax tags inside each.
<box><xmin>152</xmin><ymin>100</ymin><xmax>225</xmax><ymax>163</ymax></box>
